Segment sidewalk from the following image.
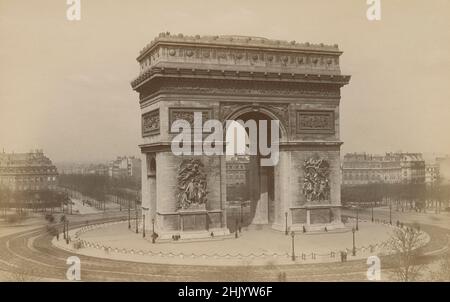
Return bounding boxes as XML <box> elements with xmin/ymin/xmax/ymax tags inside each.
<box><xmin>54</xmin><ymin>220</ymin><xmax>402</xmax><ymax>266</ymax></box>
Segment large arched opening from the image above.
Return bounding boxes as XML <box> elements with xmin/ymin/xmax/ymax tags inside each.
<box><xmin>224</xmin><ymin>110</ymin><xmax>281</xmax><ymax>230</ymax></box>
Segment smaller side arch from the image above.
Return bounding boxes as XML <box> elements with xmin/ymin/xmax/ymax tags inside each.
<box><xmin>146</xmin><ymin>154</ymin><xmax>156</xmax><ymax>177</ymax></box>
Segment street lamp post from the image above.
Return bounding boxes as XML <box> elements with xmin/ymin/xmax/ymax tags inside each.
<box><xmin>371</xmin><ymin>204</ymin><xmax>374</xmax><ymax>222</ymax></box>
<box><xmin>285</xmin><ymin>212</ymin><xmax>288</xmax><ymax>235</ymax></box>
<box><xmin>240</xmin><ymin>201</ymin><xmax>243</xmax><ymax>225</ymax></box>
<box><xmin>66</xmin><ymin>220</ymin><xmax>69</xmax><ymax>244</ymax></box>
<box><xmin>135</xmin><ymin>207</ymin><xmax>138</xmax><ymax>234</ymax></box>
<box><xmin>152</xmin><ymin>218</ymin><xmax>155</xmax><ymax>244</ymax></box>
<box><xmin>389</xmin><ymin>203</ymin><xmax>392</xmax><ymax>225</ymax></box>
<box><xmin>142</xmin><ymin>214</ymin><xmax>146</xmax><ymax>238</ymax></box>
<box><xmin>135</xmin><ymin>194</ymin><xmax>140</xmax><ymax>234</ymax></box>
<box><xmin>291</xmin><ymin>231</ymin><xmax>296</xmax><ymax>261</ymax></box>
<box><xmin>356</xmin><ymin>207</ymin><xmax>359</xmax><ymax>231</ymax></box>
<box><xmin>128</xmin><ymin>200</ymin><xmax>131</xmax><ymax>229</ymax></box>
<box><xmin>352</xmin><ymin>227</ymin><xmax>356</xmax><ymax>256</ymax></box>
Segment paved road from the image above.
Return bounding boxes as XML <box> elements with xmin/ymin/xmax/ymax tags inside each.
<box><xmin>344</xmin><ymin>207</ymin><xmax>450</xmax><ymax>231</ymax></box>
<box><xmin>343</xmin><ymin>206</ymin><xmax>450</xmax><ymax>246</ymax></box>
<box><xmin>0</xmin><ymin>210</ymin><xmax>448</xmax><ymax>281</ymax></box>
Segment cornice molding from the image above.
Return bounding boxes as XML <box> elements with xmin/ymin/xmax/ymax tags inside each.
<box><xmin>139</xmin><ymin>141</ymin><xmax>343</xmax><ymax>153</ymax></box>
<box><xmin>131</xmin><ymin>66</ymin><xmax>350</xmax><ymax>90</ymax></box>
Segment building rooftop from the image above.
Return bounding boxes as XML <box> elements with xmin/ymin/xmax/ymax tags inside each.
<box><xmin>0</xmin><ymin>150</ymin><xmax>55</xmax><ymax>168</ymax></box>
<box><xmin>344</xmin><ymin>152</ymin><xmax>424</xmax><ymax>162</ymax></box>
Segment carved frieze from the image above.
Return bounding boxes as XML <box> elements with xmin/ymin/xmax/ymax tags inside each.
<box><xmin>161</xmin><ymin>85</ymin><xmax>340</xmax><ymax>100</ymax></box>
<box><xmin>176</xmin><ymin>159</ymin><xmax>208</xmax><ymax>210</ymax></box>
<box><xmin>139</xmin><ymin>46</ymin><xmax>340</xmax><ymax>73</ymax></box>
<box><xmin>168</xmin><ymin>107</ymin><xmax>212</xmax><ymax>133</ymax></box>
<box><xmin>302</xmin><ymin>158</ymin><xmax>331</xmax><ymax>203</ymax></box>
<box><xmin>142</xmin><ymin>109</ymin><xmax>160</xmax><ymax>136</ymax></box>
<box><xmin>296</xmin><ymin>110</ymin><xmax>335</xmax><ymax>134</ymax></box>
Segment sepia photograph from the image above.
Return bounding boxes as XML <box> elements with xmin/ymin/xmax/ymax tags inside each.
<box><xmin>0</xmin><ymin>0</ymin><xmax>449</xmax><ymax>292</ymax></box>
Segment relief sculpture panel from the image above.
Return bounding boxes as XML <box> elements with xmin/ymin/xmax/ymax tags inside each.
<box><xmin>168</xmin><ymin>107</ymin><xmax>212</xmax><ymax>133</ymax></box>
<box><xmin>176</xmin><ymin>159</ymin><xmax>208</xmax><ymax>210</ymax></box>
<box><xmin>296</xmin><ymin>110</ymin><xmax>334</xmax><ymax>134</ymax></box>
<box><xmin>302</xmin><ymin>158</ymin><xmax>331</xmax><ymax>203</ymax></box>
<box><xmin>142</xmin><ymin>109</ymin><xmax>160</xmax><ymax>136</ymax></box>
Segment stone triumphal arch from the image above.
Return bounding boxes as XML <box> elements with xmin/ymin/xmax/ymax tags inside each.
<box><xmin>131</xmin><ymin>33</ymin><xmax>351</xmax><ymax>239</ymax></box>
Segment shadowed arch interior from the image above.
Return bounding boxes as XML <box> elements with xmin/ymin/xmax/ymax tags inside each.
<box><xmin>226</xmin><ymin>111</ymin><xmax>275</xmax><ymax>230</ymax></box>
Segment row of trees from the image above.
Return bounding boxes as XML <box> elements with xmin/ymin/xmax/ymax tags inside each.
<box><xmin>58</xmin><ymin>174</ymin><xmax>140</xmax><ymax>203</ymax></box>
<box><xmin>341</xmin><ymin>183</ymin><xmax>450</xmax><ymax>208</ymax></box>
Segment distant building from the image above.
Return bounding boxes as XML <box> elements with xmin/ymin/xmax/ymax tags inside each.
<box><xmin>108</xmin><ymin>156</ymin><xmax>141</xmax><ymax>179</ymax></box>
<box><xmin>425</xmin><ymin>163</ymin><xmax>440</xmax><ymax>184</ymax></box>
<box><xmin>342</xmin><ymin>153</ymin><xmax>401</xmax><ymax>185</ymax></box>
<box><xmin>226</xmin><ymin>156</ymin><xmax>250</xmax><ymax>202</ymax></box>
<box><xmin>398</xmin><ymin>153</ymin><xmax>426</xmax><ymax>184</ymax></box>
<box><xmin>0</xmin><ymin>149</ymin><xmax>58</xmax><ymax>191</ymax></box>
<box><xmin>85</xmin><ymin>164</ymin><xmax>109</xmax><ymax>175</ymax></box>
<box><xmin>226</xmin><ymin>156</ymin><xmax>249</xmax><ymax>186</ymax></box>
<box><xmin>58</xmin><ymin>163</ymin><xmax>111</xmax><ymax>176</ymax></box>
<box><xmin>436</xmin><ymin>156</ymin><xmax>450</xmax><ymax>183</ymax></box>
<box><xmin>342</xmin><ymin>152</ymin><xmax>425</xmax><ymax>185</ymax></box>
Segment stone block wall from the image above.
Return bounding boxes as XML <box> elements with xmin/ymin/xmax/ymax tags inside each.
<box><xmin>148</xmin><ymin>151</ymin><xmax>224</xmax><ymax>232</ymax></box>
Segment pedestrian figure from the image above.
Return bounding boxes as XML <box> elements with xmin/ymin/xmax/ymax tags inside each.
<box><xmin>340</xmin><ymin>251</ymin><xmax>347</xmax><ymax>262</ymax></box>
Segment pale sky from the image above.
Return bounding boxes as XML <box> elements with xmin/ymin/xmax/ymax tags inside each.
<box><xmin>0</xmin><ymin>0</ymin><xmax>449</xmax><ymax>163</ymax></box>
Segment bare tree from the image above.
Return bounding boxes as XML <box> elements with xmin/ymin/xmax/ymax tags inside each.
<box><xmin>431</xmin><ymin>250</ymin><xmax>450</xmax><ymax>281</ymax></box>
<box><xmin>388</xmin><ymin>226</ymin><xmax>426</xmax><ymax>281</ymax></box>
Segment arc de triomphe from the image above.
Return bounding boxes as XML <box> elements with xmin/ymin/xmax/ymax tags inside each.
<box><xmin>131</xmin><ymin>33</ymin><xmax>351</xmax><ymax>239</ymax></box>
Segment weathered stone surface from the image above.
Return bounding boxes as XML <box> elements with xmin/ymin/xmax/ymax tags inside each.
<box><xmin>133</xmin><ymin>34</ymin><xmax>350</xmax><ymax>238</ymax></box>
